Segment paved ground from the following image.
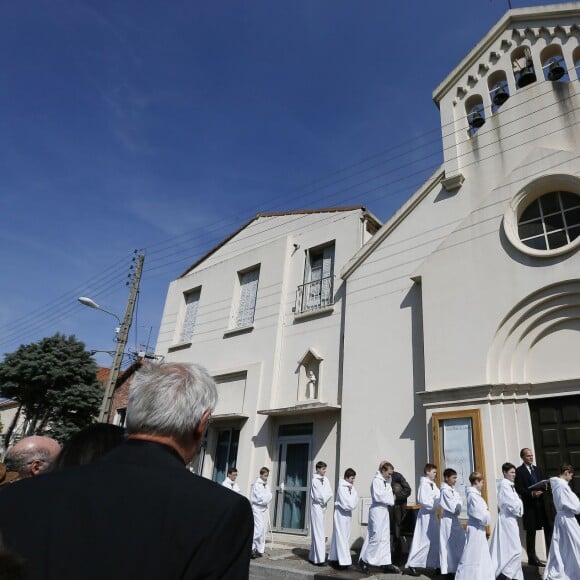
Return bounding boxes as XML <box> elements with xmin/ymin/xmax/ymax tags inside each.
<box><xmin>249</xmin><ymin>542</ymin><xmax>545</xmax><ymax>580</ymax></box>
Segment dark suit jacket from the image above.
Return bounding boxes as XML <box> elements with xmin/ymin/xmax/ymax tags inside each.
<box><xmin>514</xmin><ymin>462</ymin><xmax>546</xmax><ymax>531</ymax></box>
<box><xmin>0</xmin><ymin>440</ymin><xmax>253</xmax><ymax>580</ymax></box>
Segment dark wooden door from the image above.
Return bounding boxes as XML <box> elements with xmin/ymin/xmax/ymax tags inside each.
<box><xmin>530</xmin><ymin>394</ymin><xmax>580</xmax><ymax>494</ymax></box>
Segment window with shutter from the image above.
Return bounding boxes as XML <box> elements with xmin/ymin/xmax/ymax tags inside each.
<box><xmin>300</xmin><ymin>243</ymin><xmax>334</xmax><ymax>311</ymax></box>
<box><xmin>234</xmin><ymin>267</ymin><xmax>260</xmax><ymax>328</ymax></box>
<box><xmin>179</xmin><ymin>288</ymin><xmax>201</xmax><ymax>342</ymax></box>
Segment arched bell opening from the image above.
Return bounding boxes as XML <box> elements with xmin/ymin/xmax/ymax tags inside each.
<box><xmin>488</xmin><ymin>71</ymin><xmax>510</xmax><ymax>112</ymax></box>
<box><xmin>465</xmin><ymin>95</ymin><xmax>485</xmax><ymax>136</ymax></box>
<box><xmin>512</xmin><ymin>46</ymin><xmax>537</xmax><ymax>89</ymax></box>
<box><xmin>541</xmin><ymin>45</ymin><xmax>569</xmax><ymax>82</ymax></box>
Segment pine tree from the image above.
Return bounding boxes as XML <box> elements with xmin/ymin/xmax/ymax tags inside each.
<box><xmin>0</xmin><ymin>333</ymin><xmax>102</xmax><ymax>443</ymax></box>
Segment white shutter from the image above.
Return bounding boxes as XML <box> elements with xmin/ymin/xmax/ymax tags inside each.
<box><xmin>180</xmin><ymin>289</ymin><xmax>201</xmax><ymax>342</ymax></box>
<box><xmin>236</xmin><ymin>268</ymin><xmax>259</xmax><ymax>327</ymax></box>
<box><xmin>321</xmin><ymin>244</ymin><xmax>334</xmax><ymax>306</ymax></box>
<box><xmin>321</xmin><ymin>244</ymin><xmax>334</xmax><ymax>278</ymax></box>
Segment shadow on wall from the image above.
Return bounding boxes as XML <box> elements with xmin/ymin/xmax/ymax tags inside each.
<box><xmin>400</xmin><ymin>282</ymin><xmax>427</xmax><ymax>479</ymax></box>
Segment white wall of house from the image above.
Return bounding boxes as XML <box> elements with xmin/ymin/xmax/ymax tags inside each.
<box><xmin>156</xmin><ymin>207</ymin><xmax>379</xmax><ymax>540</ymax></box>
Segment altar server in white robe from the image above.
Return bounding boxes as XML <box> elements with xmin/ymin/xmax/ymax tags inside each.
<box><xmin>329</xmin><ymin>468</ymin><xmax>359</xmax><ymax>569</ymax></box>
<box><xmin>222</xmin><ymin>466</ymin><xmax>241</xmax><ymax>493</ymax></box>
<box><xmin>490</xmin><ymin>462</ymin><xmax>524</xmax><ymax>580</ymax></box>
<box><xmin>359</xmin><ymin>461</ymin><xmax>401</xmax><ymax>574</ymax></box>
<box><xmin>439</xmin><ymin>468</ymin><xmax>466</xmax><ymax>576</ymax></box>
<box><xmin>309</xmin><ymin>460</ymin><xmax>333</xmax><ymax>566</ymax></box>
<box><xmin>543</xmin><ymin>463</ymin><xmax>580</xmax><ymax>580</ymax></box>
<box><xmin>455</xmin><ymin>472</ymin><xmax>495</xmax><ymax>580</ymax></box>
<box><xmin>251</xmin><ymin>466</ymin><xmax>273</xmax><ymax>559</ymax></box>
<box><xmin>404</xmin><ymin>463</ymin><xmax>441</xmax><ymax>577</ymax></box>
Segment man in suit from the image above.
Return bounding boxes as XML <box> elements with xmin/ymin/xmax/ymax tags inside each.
<box><xmin>514</xmin><ymin>447</ymin><xmax>548</xmax><ymax>566</ymax></box>
<box><xmin>0</xmin><ymin>362</ymin><xmax>254</xmax><ymax>580</ymax></box>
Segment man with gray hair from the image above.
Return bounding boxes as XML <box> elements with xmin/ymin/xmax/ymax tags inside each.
<box><xmin>0</xmin><ymin>363</ymin><xmax>254</xmax><ymax>580</ymax></box>
<box><xmin>5</xmin><ymin>435</ymin><xmax>61</xmax><ymax>480</ymax></box>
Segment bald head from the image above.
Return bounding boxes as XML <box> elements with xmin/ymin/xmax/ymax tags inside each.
<box><xmin>5</xmin><ymin>436</ymin><xmax>61</xmax><ymax>479</ymax></box>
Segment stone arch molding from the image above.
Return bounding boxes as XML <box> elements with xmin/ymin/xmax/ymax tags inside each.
<box><xmin>487</xmin><ymin>280</ymin><xmax>580</xmax><ymax>383</ymax></box>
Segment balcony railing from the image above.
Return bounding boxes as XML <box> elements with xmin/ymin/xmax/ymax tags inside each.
<box><xmin>295</xmin><ymin>276</ymin><xmax>334</xmax><ymax>314</ymax></box>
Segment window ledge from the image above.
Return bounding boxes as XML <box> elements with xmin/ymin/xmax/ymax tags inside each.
<box><xmin>294</xmin><ymin>305</ymin><xmax>334</xmax><ymax>321</ymax></box>
<box><xmin>223</xmin><ymin>324</ymin><xmax>254</xmax><ymax>338</ymax></box>
<box><xmin>168</xmin><ymin>341</ymin><xmax>192</xmax><ymax>353</ymax></box>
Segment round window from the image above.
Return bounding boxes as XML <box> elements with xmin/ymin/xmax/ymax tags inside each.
<box><xmin>504</xmin><ymin>176</ymin><xmax>580</xmax><ymax>258</ymax></box>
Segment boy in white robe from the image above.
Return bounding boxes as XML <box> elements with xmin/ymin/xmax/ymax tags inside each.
<box><xmin>359</xmin><ymin>461</ymin><xmax>401</xmax><ymax>574</ymax></box>
<box><xmin>489</xmin><ymin>462</ymin><xmax>524</xmax><ymax>580</ymax></box>
<box><xmin>455</xmin><ymin>472</ymin><xmax>494</xmax><ymax>580</ymax></box>
<box><xmin>250</xmin><ymin>466</ymin><xmax>273</xmax><ymax>559</ymax></box>
<box><xmin>222</xmin><ymin>466</ymin><xmax>241</xmax><ymax>493</ymax></box>
<box><xmin>543</xmin><ymin>463</ymin><xmax>580</xmax><ymax>580</ymax></box>
<box><xmin>309</xmin><ymin>460</ymin><xmax>333</xmax><ymax>566</ymax></box>
<box><xmin>404</xmin><ymin>462</ymin><xmax>441</xmax><ymax>577</ymax></box>
<box><xmin>329</xmin><ymin>468</ymin><xmax>359</xmax><ymax>569</ymax></box>
<box><xmin>439</xmin><ymin>468</ymin><xmax>465</xmax><ymax>577</ymax></box>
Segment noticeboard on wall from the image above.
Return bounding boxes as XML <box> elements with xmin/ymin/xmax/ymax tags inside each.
<box><xmin>432</xmin><ymin>409</ymin><xmax>486</xmax><ymax>519</ymax></box>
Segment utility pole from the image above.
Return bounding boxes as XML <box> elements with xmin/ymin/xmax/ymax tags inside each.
<box><xmin>98</xmin><ymin>253</ymin><xmax>145</xmax><ymax>423</ymax></box>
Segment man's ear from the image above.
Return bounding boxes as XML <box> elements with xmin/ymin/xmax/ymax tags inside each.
<box><xmin>194</xmin><ymin>410</ymin><xmax>211</xmax><ymax>441</ymax></box>
<box><xmin>30</xmin><ymin>460</ymin><xmax>44</xmax><ymax>476</ymax></box>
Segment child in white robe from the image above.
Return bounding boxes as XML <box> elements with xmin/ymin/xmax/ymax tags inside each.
<box><xmin>543</xmin><ymin>463</ymin><xmax>580</xmax><ymax>580</ymax></box>
<box><xmin>309</xmin><ymin>460</ymin><xmax>333</xmax><ymax>566</ymax></box>
<box><xmin>222</xmin><ymin>466</ymin><xmax>241</xmax><ymax>493</ymax></box>
<box><xmin>329</xmin><ymin>468</ymin><xmax>359</xmax><ymax>569</ymax></box>
<box><xmin>455</xmin><ymin>471</ymin><xmax>494</xmax><ymax>580</ymax></box>
<box><xmin>489</xmin><ymin>462</ymin><xmax>524</xmax><ymax>580</ymax></box>
<box><xmin>439</xmin><ymin>468</ymin><xmax>465</xmax><ymax>576</ymax></box>
<box><xmin>404</xmin><ymin>463</ymin><xmax>441</xmax><ymax>577</ymax></box>
<box><xmin>250</xmin><ymin>466</ymin><xmax>273</xmax><ymax>559</ymax></box>
<box><xmin>359</xmin><ymin>461</ymin><xmax>400</xmax><ymax>574</ymax></box>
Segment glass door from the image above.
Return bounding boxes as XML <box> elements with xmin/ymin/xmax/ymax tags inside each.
<box><xmin>273</xmin><ymin>438</ymin><xmax>311</xmax><ymax>533</ymax></box>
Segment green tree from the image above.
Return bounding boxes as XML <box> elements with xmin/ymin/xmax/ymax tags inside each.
<box><xmin>0</xmin><ymin>333</ymin><xmax>102</xmax><ymax>443</ymax></box>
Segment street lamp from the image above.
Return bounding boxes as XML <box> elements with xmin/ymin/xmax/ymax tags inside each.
<box><xmin>78</xmin><ymin>297</ymin><xmax>122</xmax><ymax>326</ymax></box>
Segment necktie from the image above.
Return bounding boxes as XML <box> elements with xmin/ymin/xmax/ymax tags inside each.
<box><xmin>319</xmin><ymin>478</ymin><xmax>324</xmax><ymax>484</ymax></box>
<box><xmin>230</xmin><ymin>482</ymin><xmax>234</xmax><ymax>489</ymax></box>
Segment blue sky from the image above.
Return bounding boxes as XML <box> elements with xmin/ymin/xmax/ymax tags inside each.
<box><xmin>0</xmin><ymin>0</ymin><xmax>565</xmax><ymax>367</ymax></box>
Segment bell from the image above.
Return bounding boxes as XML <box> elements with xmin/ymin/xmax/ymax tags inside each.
<box><xmin>547</xmin><ymin>59</ymin><xmax>565</xmax><ymax>81</ymax></box>
<box><xmin>469</xmin><ymin>110</ymin><xmax>485</xmax><ymax>129</ymax></box>
<box><xmin>492</xmin><ymin>84</ymin><xmax>509</xmax><ymax>106</ymax></box>
<box><xmin>517</xmin><ymin>66</ymin><xmax>537</xmax><ymax>88</ymax></box>
<box><xmin>517</xmin><ymin>61</ymin><xmax>537</xmax><ymax>88</ymax></box>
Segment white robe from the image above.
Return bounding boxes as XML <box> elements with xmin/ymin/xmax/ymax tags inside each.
<box><xmin>543</xmin><ymin>476</ymin><xmax>580</xmax><ymax>580</ymax></box>
<box><xmin>360</xmin><ymin>471</ymin><xmax>394</xmax><ymax>566</ymax></box>
<box><xmin>329</xmin><ymin>480</ymin><xmax>359</xmax><ymax>566</ymax></box>
<box><xmin>309</xmin><ymin>474</ymin><xmax>333</xmax><ymax>563</ymax></box>
<box><xmin>406</xmin><ymin>476</ymin><xmax>441</xmax><ymax>569</ymax></box>
<box><xmin>439</xmin><ymin>481</ymin><xmax>465</xmax><ymax>574</ymax></box>
<box><xmin>489</xmin><ymin>478</ymin><xmax>524</xmax><ymax>580</ymax></box>
<box><xmin>251</xmin><ymin>477</ymin><xmax>272</xmax><ymax>554</ymax></box>
<box><xmin>455</xmin><ymin>486</ymin><xmax>494</xmax><ymax>580</ymax></box>
<box><xmin>222</xmin><ymin>476</ymin><xmax>241</xmax><ymax>494</ymax></box>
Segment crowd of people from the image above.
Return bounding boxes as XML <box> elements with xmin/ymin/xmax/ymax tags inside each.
<box><xmin>0</xmin><ymin>362</ymin><xmax>578</xmax><ymax>580</ymax></box>
<box><xmin>0</xmin><ymin>363</ymin><xmax>254</xmax><ymax>580</ymax></box>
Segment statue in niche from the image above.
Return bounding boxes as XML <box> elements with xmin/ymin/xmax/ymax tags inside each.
<box><xmin>306</xmin><ymin>370</ymin><xmax>317</xmax><ymax>400</ymax></box>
